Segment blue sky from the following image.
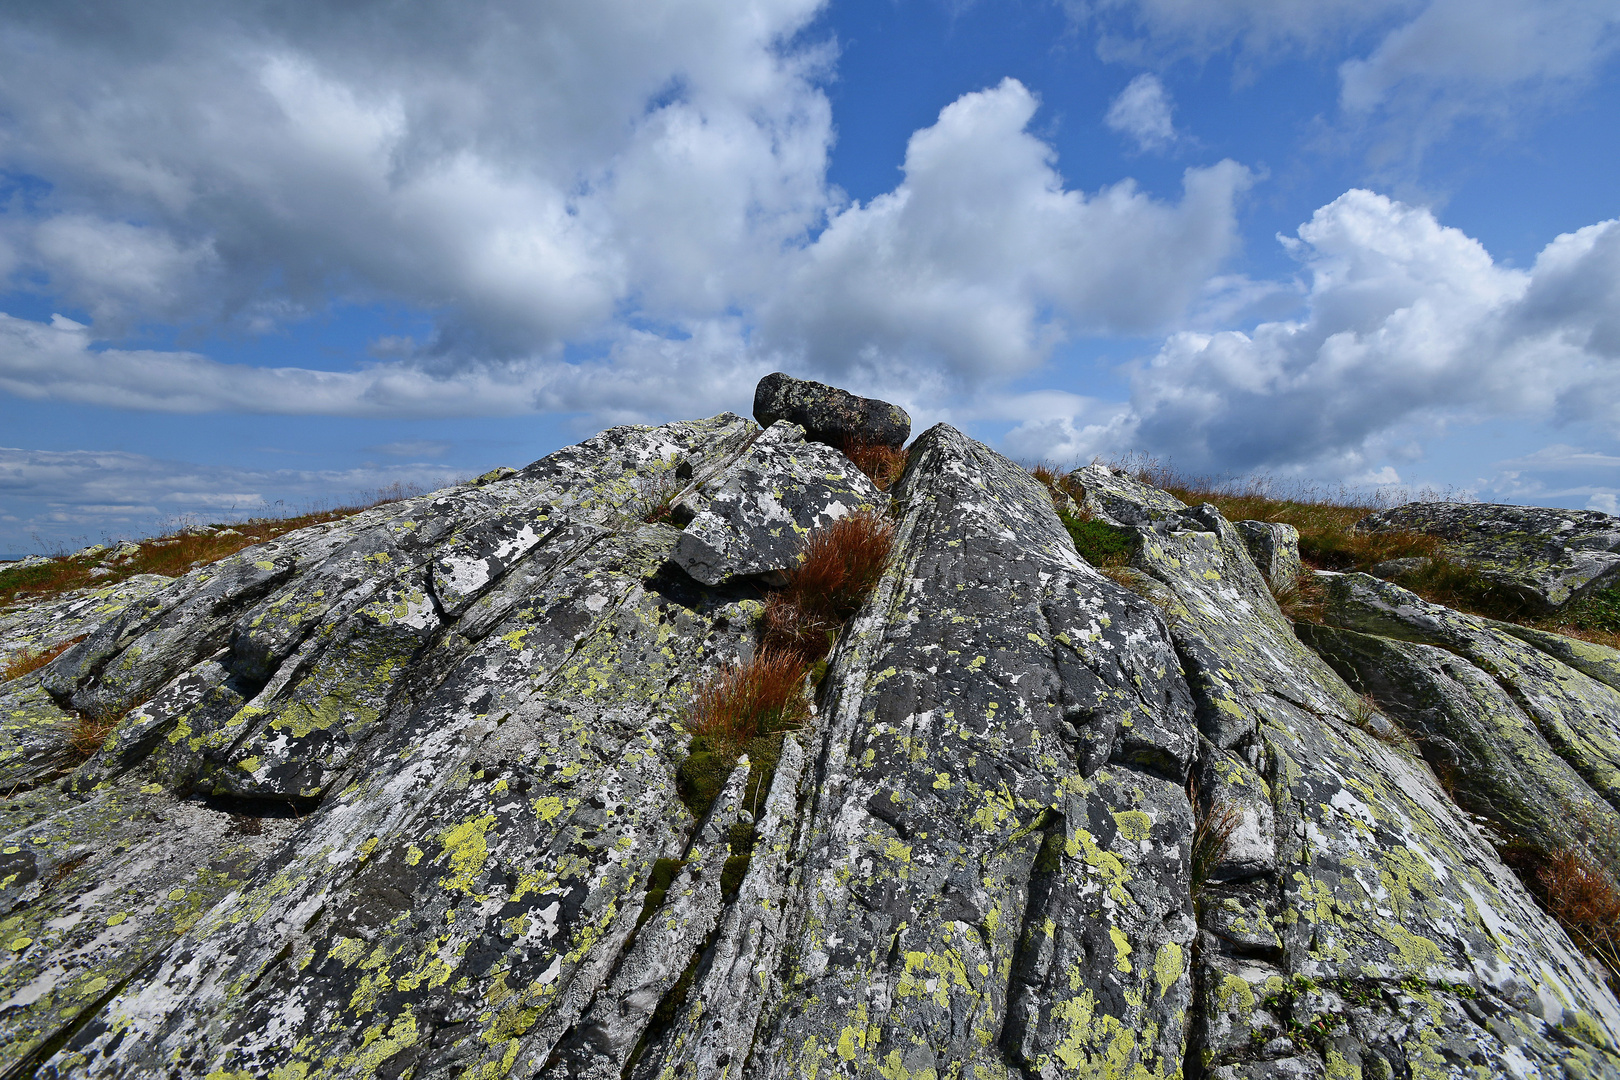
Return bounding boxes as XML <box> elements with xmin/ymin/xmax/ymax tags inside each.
<box><xmin>1</xmin><ymin>0</ymin><xmax>1618</xmax><ymax>553</ymax></box>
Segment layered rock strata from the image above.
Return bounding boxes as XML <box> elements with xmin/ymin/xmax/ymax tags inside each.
<box><xmin>0</xmin><ymin>406</ymin><xmax>1617</xmax><ymax>1079</ymax></box>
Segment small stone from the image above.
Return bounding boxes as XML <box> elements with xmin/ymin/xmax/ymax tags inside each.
<box><xmin>72</xmin><ymin>543</ymin><xmax>109</xmax><ymax>560</ymax></box>
<box><xmin>752</xmin><ymin>372</ymin><xmax>910</xmax><ymax>452</ymax></box>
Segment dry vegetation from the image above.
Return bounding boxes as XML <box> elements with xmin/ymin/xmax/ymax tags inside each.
<box><xmin>679</xmin><ymin>509</ymin><xmax>895</xmax><ymax>816</ymax></box>
<box><xmin>1</xmin><ymin>635</ymin><xmax>84</xmax><ymax>683</ymax></box>
<box><xmin>1504</xmin><ymin>845</ymin><xmax>1620</xmax><ymax>988</ymax></box>
<box><xmin>1081</xmin><ymin>459</ymin><xmax>1620</xmax><ymax>649</ymax></box>
<box><xmin>840</xmin><ymin>438</ymin><xmax>909</xmax><ymax>491</ymax></box>
<box><xmin>0</xmin><ymin>486</ymin><xmax>427</xmax><ymax>611</ymax></box>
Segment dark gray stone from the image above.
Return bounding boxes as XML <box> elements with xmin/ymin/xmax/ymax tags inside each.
<box><xmin>752</xmin><ymin>371</ymin><xmax>911</xmax><ymax>451</ymax></box>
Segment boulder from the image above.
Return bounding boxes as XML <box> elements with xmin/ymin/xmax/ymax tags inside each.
<box><xmin>1235</xmin><ymin>519</ymin><xmax>1302</xmax><ymax>590</ymax></box>
<box><xmin>1358</xmin><ymin>501</ymin><xmax>1620</xmax><ymax>612</ymax></box>
<box><xmin>752</xmin><ymin>371</ymin><xmax>911</xmax><ymax>451</ymax></box>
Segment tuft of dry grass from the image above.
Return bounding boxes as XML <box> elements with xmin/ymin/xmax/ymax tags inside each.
<box><xmin>840</xmin><ymin>439</ymin><xmax>910</xmax><ymax>491</ymax></box>
<box><xmin>762</xmin><ymin>510</ymin><xmax>895</xmax><ymax>663</ymax></box>
<box><xmin>1</xmin><ymin>636</ymin><xmax>84</xmax><ymax>682</ymax></box>
<box><xmin>1505</xmin><ymin>846</ymin><xmax>1620</xmax><ymax>986</ymax></box>
<box><xmin>1189</xmin><ymin>780</ymin><xmax>1243</xmax><ymax>901</ymax></box>
<box><xmin>66</xmin><ymin>710</ymin><xmax>121</xmax><ymax>762</ymax></box>
<box><xmin>1</xmin><ymin>488</ymin><xmax>425</xmax><ymax>611</ymax></box>
<box><xmin>1272</xmin><ymin>573</ymin><xmax>1328</xmax><ymax>624</ymax></box>
<box><xmin>682</xmin><ymin>649</ymin><xmax>810</xmax><ymax>749</ymax></box>
<box><xmin>627</xmin><ymin>471</ymin><xmax>689</xmax><ymax>526</ymax></box>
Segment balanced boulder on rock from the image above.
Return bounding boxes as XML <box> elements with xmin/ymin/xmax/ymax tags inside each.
<box><xmin>752</xmin><ymin>371</ymin><xmax>910</xmax><ymax>451</ymax></box>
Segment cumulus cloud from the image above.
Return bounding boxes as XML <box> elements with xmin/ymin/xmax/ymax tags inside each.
<box><xmin>0</xmin><ymin>68</ymin><xmax>1252</xmax><ymax>424</ymax></box>
<box><xmin>0</xmin><ymin>446</ymin><xmax>463</xmax><ymax>552</ymax></box>
<box><xmin>760</xmin><ymin>78</ymin><xmax>1251</xmax><ymax>390</ymax></box>
<box><xmin>1105</xmin><ymin>73</ymin><xmax>1179</xmax><ymax>150</ymax></box>
<box><xmin>0</xmin><ymin>0</ymin><xmax>833</xmax><ymax>352</ymax></box>
<box><xmin>0</xmin><ymin>311</ymin><xmax>776</xmax><ymax>423</ymax></box>
<box><xmin>1053</xmin><ymin>190</ymin><xmax>1620</xmax><ymax>478</ymax></box>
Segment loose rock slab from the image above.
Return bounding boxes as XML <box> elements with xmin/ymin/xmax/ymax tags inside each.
<box><xmin>752</xmin><ymin>371</ymin><xmax>911</xmax><ymax>451</ymax></box>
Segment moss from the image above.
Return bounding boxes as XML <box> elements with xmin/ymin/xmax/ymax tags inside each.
<box><xmin>633</xmin><ymin>858</ymin><xmax>686</xmax><ymax>933</ymax></box>
<box><xmin>1058</xmin><ymin>512</ymin><xmax>1136</xmax><ymax>569</ymax></box>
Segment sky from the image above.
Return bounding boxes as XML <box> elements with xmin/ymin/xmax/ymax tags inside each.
<box><xmin>1</xmin><ymin>0</ymin><xmax>1618</xmax><ymax>554</ymax></box>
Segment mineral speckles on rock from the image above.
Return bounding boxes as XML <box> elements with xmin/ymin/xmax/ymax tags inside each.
<box><xmin>4</xmin><ymin>399</ymin><xmax>1620</xmax><ymax>1079</ymax></box>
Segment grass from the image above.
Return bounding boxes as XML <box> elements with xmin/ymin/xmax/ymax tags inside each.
<box><xmin>66</xmin><ymin>709</ymin><xmax>122</xmax><ymax>762</ymax></box>
<box><xmin>1028</xmin><ymin>465</ymin><xmax>1136</xmax><ymax>570</ymax></box>
<box><xmin>1080</xmin><ymin>459</ymin><xmax>1620</xmax><ymax>645</ymax></box>
<box><xmin>760</xmin><ymin>509</ymin><xmax>896</xmax><ymax>662</ymax></box>
<box><xmin>1</xmin><ymin>636</ymin><xmax>84</xmax><ymax>683</ymax></box>
<box><xmin>627</xmin><ymin>470</ymin><xmax>690</xmax><ymax>526</ymax></box>
<box><xmin>0</xmin><ymin>487</ymin><xmax>428</xmax><ymax>611</ymax></box>
<box><xmin>679</xmin><ymin>509</ymin><xmax>896</xmax><ymax>817</ymax></box>
<box><xmin>840</xmin><ymin>438</ymin><xmax>910</xmax><ymax>491</ymax></box>
<box><xmin>1188</xmin><ymin>779</ymin><xmax>1242</xmax><ymax>902</ymax></box>
<box><xmin>1503</xmin><ymin>844</ymin><xmax>1620</xmax><ymax>988</ymax></box>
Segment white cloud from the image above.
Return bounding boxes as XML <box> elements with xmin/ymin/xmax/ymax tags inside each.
<box><xmin>1104</xmin><ymin>73</ymin><xmax>1178</xmax><ymax>150</ymax></box>
<box><xmin>760</xmin><ymin>78</ymin><xmax>1251</xmax><ymax>389</ymax></box>
<box><xmin>1057</xmin><ymin>190</ymin><xmax>1620</xmax><ymax>478</ymax></box>
<box><xmin>0</xmin><ymin>73</ymin><xmax>1252</xmax><ymax>426</ymax></box>
<box><xmin>0</xmin><ymin>0</ymin><xmax>833</xmax><ymax>353</ymax></box>
<box><xmin>0</xmin><ymin>310</ymin><xmax>774</xmax><ymax>423</ymax></box>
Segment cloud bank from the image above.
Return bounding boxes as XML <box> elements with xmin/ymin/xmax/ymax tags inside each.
<box><xmin>1008</xmin><ymin>190</ymin><xmax>1620</xmax><ymax>481</ymax></box>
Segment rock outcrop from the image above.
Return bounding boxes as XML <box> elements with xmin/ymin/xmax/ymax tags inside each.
<box><xmin>1359</xmin><ymin>501</ymin><xmax>1620</xmax><ymax>613</ymax></box>
<box><xmin>2</xmin><ymin>389</ymin><xmax>1619</xmax><ymax>1079</ymax></box>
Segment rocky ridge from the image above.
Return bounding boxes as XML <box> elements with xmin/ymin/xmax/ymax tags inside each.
<box><xmin>1</xmin><ymin>377</ymin><xmax>1619</xmax><ymax>1078</ymax></box>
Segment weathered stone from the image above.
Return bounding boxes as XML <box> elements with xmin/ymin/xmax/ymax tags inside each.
<box><xmin>670</xmin><ymin>421</ymin><xmax>886</xmax><ymax>586</ymax></box>
<box><xmin>1071</xmin><ymin>465</ymin><xmax>1620</xmax><ymax>1079</ymax></box>
<box><xmin>752</xmin><ymin>425</ymin><xmax>1199</xmax><ymax>1078</ymax></box>
<box><xmin>1321</xmin><ymin>570</ymin><xmax>1620</xmax><ymax>814</ymax></box>
<box><xmin>752</xmin><ymin>371</ymin><xmax>911</xmax><ymax>451</ymax></box>
<box><xmin>1359</xmin><ymin>500</ymin><xmax>1620</xmax><ymax>612</ymax></box>
<box><xmin>1235</xmin><ymin>519</ymin><xmax>1302</xmax><ymax>590</ymax></box>
<box><xmin>1299</xmin><ymin>620</ymin><xmax>1618</xmax><ymax>861</ymax></box>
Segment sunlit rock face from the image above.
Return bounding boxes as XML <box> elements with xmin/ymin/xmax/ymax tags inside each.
<box><xmin>3</xmin><ymin>388</ymin><xmax>1620</xmax><ymax>1080</ymax></box>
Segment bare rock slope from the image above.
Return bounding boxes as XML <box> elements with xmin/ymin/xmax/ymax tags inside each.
<box><xmin>2</xmin><ymin>393</ymin><xmax>1620</xmax><ymax>1079</ymax></box>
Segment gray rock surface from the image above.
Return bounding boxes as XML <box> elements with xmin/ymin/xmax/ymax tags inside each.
<box><xmin>1359</xmin><ymin>500</ymin><xmax>1620</xmax><ymax>612</ymax></box>
<box><xmin>3</xmin><ymin>402</ymin><xmax>1620</xmax><ymax>1079</ymax></box>
<box><xmin>671</xmin><ymin>420</ymin><xmax>886</xmax><ymax>586</ymax></box>
<box><xmin>752</xmin><ymin>371</ymin><xmax>911</xmax><ymax>451</ymax></box>
<box><xmin>1235</xmin><ymin>520</ymin><xmax>1302</xmax><ymax>590</ymax></box>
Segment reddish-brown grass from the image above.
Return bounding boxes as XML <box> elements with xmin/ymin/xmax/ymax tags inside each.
<box><xmin>1</xmin><ymin>636</ymin><xmax>85</xmax><ymax>682</ymax></box>
<box><xmin>66</xmin><ymin>710</ymin><xmax>121</xmax><ymax>762</ymax></box>
<box><xmin>1507</xmin><ymin>847</ymin><xmax>1620</xmax><ymax>983</ymax></box>
<box><xmin>762</xmin><ymin>510</ymin><xmax>895</xmax><ymax>662</ymax></box>
<box><xmin>682</xmin><ymin>649</ymin><xmax>810</xmax><ymax>748</ymax></box>
<box><xmin>841</xmin><ymin>439</ymin><xmax>909</xmax><ymax>491</ymax></box>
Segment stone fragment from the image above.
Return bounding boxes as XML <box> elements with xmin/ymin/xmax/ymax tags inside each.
<box><xmin>752</xmin><ymin>371</ymin><xmax>910</xmax><ymax>451</ymax></box>
<box><xmin>670</xmin><ymin>421</ymin><xmax>886</xmax><ymax>586</ymax></box>
<box><xmin>1359</xmin><ymin>500</ymin><xmax>1620</xmax><ymax>612</ymax></box>
<box><xmin>1235</xmin><ymin>519</ymin><xmax>1302</xmax><ymax>590</ymax></box>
